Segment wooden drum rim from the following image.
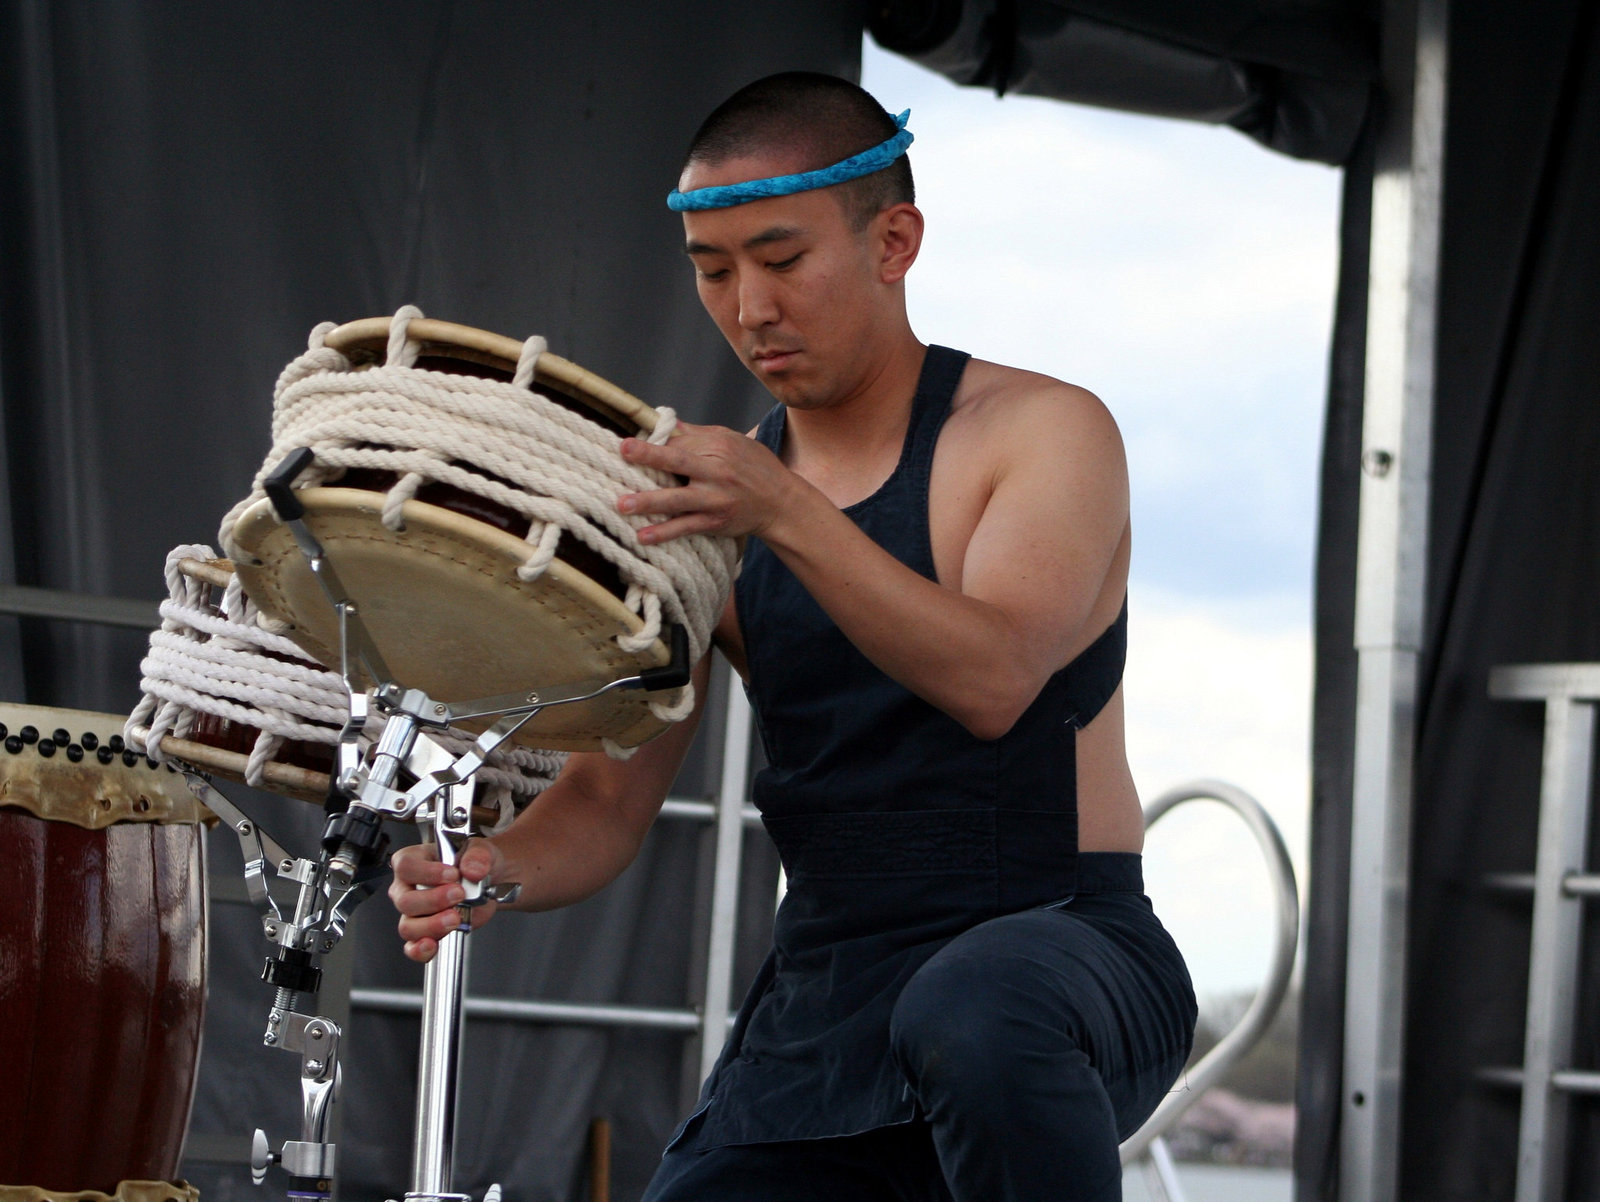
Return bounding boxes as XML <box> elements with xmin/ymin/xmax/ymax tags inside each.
<box><xmin>321</xmin><ymin>316</ymin><xmax>661</xmax><ymax>436</ymax></box>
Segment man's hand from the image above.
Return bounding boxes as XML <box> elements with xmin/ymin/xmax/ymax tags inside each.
<box><xmin>389</xmin><ymin>840</ymin><xmax>502</xmax><ymax>963</ymax></box>
<box><xmin>617</xmin><ymin>422</ymin><xmax>800</xmax><ymax>545</ymax></box>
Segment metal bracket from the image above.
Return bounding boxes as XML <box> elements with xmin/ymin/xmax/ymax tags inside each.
<box><xmin>264</xmin><ymin>446</ymin><xmax>394</xmax><ymax>689</ymax></box>
<box><xmin>442</xmin><ymin>621</ymin><xmax>691</xmax><ymax>722</ymax></box>
<box><xmin>187</xmin><ymin>773</ymin><xmax>374</xmax><ymax>958</ymax></box>
<box><xmin>252</xmin><ymin>1012</ymin><xmax>343</xmax><ymax>1188</ymax></box>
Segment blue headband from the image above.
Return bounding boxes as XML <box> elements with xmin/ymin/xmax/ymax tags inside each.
<box><xmin>667</xmin><ymin>110</ymin><xmax>913</xmax><ymax>212</ymax></box>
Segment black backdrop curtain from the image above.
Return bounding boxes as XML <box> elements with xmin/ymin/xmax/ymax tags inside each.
<box><xmin>0</xmin><ymin>3</ymin><xmax>865</xmax><ymax>1200</ymax></box>
<box><xmin>1300</xmin><ymin>1</ymin><xmax>1600</xmax><ymax>1198</ymax></box>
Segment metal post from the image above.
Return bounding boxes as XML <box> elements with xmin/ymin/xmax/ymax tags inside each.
<box><xmin>410</xmin><ymin>925</ymin><xmax>470</xmax><ymax>1199</ymax></box>
<box><xmin>1341</xmin><ymin>0</ymin><xmax>1448</xmax><ymax>1198</ymax></box>
<box><xmin>699</xmin><ymin>661</ymin><xmax>753</xmax><ymax>1084</ymax></box>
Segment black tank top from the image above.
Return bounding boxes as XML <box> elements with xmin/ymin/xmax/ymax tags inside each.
<box><xmin>738</xmin><ymin>344</ymin><xmax>1126</xmax><ymax>839</ymax></box>
<box><xmin>677</xmin><ymin>344</ymin><xmax>1131</xmax><ymax>1150</ymax></box>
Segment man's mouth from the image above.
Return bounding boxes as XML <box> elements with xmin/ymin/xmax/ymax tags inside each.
<box><xmin>751</xmin><ymin>348</ymin><xmax>799</xmax><ymax>373</ymax></box>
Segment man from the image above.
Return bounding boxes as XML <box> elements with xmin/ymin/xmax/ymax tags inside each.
<box><xmin>391</xmin><ymin>73</ymin><xmax>1194</xmax><ymax>1201</ymax></box>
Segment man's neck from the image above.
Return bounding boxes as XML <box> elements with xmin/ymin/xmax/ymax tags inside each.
<box><xmin>784</xmin><ymin>331</ymin><xmax>928</xmax><ymax>467</ymax></box>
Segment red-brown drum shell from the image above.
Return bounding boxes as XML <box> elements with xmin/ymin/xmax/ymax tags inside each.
<box><xmin>0</xmin><ymin>807</ymin><xmax>206</xmax><ymax>1191</ymax></box>
<box><xmin>327</xmin><ymin>333</ymin><xmax>650</xmax><ymax>605</ymax></box>
<box><xmin>334</xmin><ymin>467</ymin><xmax>628</xmax><ymax>603</ymax></box>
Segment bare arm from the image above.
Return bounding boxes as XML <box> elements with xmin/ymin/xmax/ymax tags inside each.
<box><xmin>390</xmin><ymin>652</ymin><xmax>713</xmax><ymax>960</ymax></box>
<box><xmin>618</xmin><ymin>379</ymin><xmax>1128</xmax><ymax>738</ymax></box>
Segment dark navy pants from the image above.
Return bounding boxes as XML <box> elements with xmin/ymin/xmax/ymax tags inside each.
<box><xmin>643</xmin><ymin>889</ymin><xmax>1195</xmax><ymax>1202</ymax></box>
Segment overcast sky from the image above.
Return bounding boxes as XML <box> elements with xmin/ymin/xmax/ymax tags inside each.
<box><xmin>860</xmin><ymin>44</ymin><xmax>1343</xmax><ymax>998</ymax></box>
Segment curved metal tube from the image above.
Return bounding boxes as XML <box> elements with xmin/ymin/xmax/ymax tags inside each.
<box><xmin>1119</xmin><ymin>779</ymin><xmax>1301</xmax><ymax>1165</ymax></box>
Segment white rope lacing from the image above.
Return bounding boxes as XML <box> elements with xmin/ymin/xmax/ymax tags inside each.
<box><xmin>215</xmin><ymin>306</ymin><xmax>736</xmax><ymax>752</ymax></box>
<box><xmin>125</xmin><ymin>545</ymin><xmax>565</xmax><ymax>832</ymax></box>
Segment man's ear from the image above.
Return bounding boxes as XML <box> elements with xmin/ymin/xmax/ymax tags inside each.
<box><xmin>876</xmin><ymin>203</ymin><xmax>924</xmax><ymax>284</ymax></box>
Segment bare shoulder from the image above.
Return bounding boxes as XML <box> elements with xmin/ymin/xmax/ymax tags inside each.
<box><xmin>946</xmin><ymin>357</ymin><xmax>1126</xmax><ymax>478</ymax></box>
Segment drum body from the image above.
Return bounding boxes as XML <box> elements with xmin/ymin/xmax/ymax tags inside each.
<box><xmin>222</xmin><ymin>314</ymin><xmax>737</xmax><ymax>754</ymax></box>
<box><xmin>0</xmin><ymin>706</ymin><xmax>207</xmax><ymax>1195</ymax></box>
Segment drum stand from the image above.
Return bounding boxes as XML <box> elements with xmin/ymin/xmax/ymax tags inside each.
<box><xmin>187</xmin><ymin>448</ymin><xmax>690</xmax><ymax>1202</ymax></box>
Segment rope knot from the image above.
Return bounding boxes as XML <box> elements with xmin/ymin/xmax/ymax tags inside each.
<box><xmin>513</xmin><ymin>335</ymin><xmax>549</xmax><ymax>390</ymax></box>
<box><xmin>648</xmin><ymin>407</ymin><xmax>678</xmax><ymax>446</ymax></box>
<box><xmin>387</xmin><ymin>304</ymin><xmax>426</xmax><ymax>369</ymax></box>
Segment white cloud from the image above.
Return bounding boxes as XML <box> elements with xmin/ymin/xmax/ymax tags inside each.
<box><xmin>864</xmin><ymin>44</ymin><xmax>1341</xmax><ymax>600</ymax></box>
<box><xmin>884</xmin><ymin>68</ymin><xmax>1340</xmax><ymax>393</ymax></box>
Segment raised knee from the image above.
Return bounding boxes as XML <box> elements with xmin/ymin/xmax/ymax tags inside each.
<box><xmin>890</xmin><ymin>956</ymin><xmax>1018</xmax><ymax>1093</ymax></box>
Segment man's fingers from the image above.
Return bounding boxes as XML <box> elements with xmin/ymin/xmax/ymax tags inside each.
<box><xmin>390</xmin><ymin>844</ymin><xmax>458</xmax><ymax>887</ymax></box>
<box><xmin>638</xmin><ymin>514</ymin><xmax>726</xmax><ymax>545</ymax></box>
<box><xmin>392</xmin><ymin>881</ymin><xmax>465</xmax><ymax>918</ymax></box>
<box><xmin>620</xmin><ymin>436</ymin><xmax>684</xmax><ymax>472</ymax></box>
<box><xmin>395</xmin><ymin>860</ymin><xmax>459</xmax><ymax>888</ymax></box>
<box><xmin>619</xmin><ymin>486</ymin><xmax>715</xmax><ymax>518</ymax></box>
<box><xmin>397</xmin><ymin>908</ymin><xmax>461</xmax><ymax>941</ymax></box>
<box><xmin>403</xmin><ymin>937</ymin><xmax>438</xmax><ymax>963</ymax></box>
<box><xmin>622</xmin><ymin>429</ymin><xmax>731</xmax><ymax>477</ymax></box>
<box><xmin>397</xmin><ymin>899</ymin><xmax>493</xmax><ymax>945</ymax></box>
<box><xmin>390</xmin><ymin>841</ymin><xmax>500</xmax><ymax>962</ymax></box>
<box><xmin>457</xmin><ymin>841</ymin><xmax>497</xmax><ymax>883</ymax></box>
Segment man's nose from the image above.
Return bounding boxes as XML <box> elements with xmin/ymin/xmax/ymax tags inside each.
<box><xmin>737</xmin><ymin>275</ymin><xmax>779</xmax><ymax>330</ymax></box>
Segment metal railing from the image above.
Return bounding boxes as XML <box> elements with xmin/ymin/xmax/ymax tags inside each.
<box><xmin>1120</xmin><ymin>780</ymin><xmax>1302</xmax><ymax>1202</ymax></box>
<box><xmin>1475</xmin><ymin>663</ymin><xmax>1600</xmax><ymax>1202</ymax></box>
<box><xmin>0</xmin><ymin>582</ymin><xmax>159</xmax><ymax>628</ymax></box>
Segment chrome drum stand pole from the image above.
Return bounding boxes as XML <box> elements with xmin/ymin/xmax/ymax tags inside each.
<box><xmin>410</xmin><ymin>923</ymin><xmax>471</xmax><ymax>1200</ymax></box>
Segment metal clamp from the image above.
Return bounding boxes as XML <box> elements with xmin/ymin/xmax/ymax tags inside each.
<box><xmin>251</xmin><ymin>1011</ymin><xmax>343</xmax><ymax>1188</ymax></box>
<box><xmin>188</xmin><ymin>773</ymin><xmax>374</xmax><ymax>964</ymax></box>
<box><xmin>264</xmin><ymin>447</ymin><xmax>394</xmax><ymax>690</ymax></box>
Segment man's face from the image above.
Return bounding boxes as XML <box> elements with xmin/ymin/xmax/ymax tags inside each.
<box><xmin>680</xmin><ymin>154</ymin><xmax>884</xmax><ymax>410</ymax></box>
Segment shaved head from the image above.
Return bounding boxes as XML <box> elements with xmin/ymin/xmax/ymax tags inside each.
<box><xmin>682</xmin><ymin>72</ymin><xmax>915</xmax><ymax>230</ymax></box>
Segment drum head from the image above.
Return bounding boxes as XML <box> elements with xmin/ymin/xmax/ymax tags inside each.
<box><xmin>230</xmin><ymin>489</ymin><xmax>681</xmax><ymax>752</ymax></box>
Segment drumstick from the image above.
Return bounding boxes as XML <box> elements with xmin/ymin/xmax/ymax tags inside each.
<box><xmin>177</xmin><ymin>556</ymin><xmax>236</xmax><ymax>588</ymax></box>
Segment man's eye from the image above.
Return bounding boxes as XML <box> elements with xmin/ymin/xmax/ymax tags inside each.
<box><xmin>769</xmin><ymin>254</ymin><xmax>801</xmax><ymax>271</ymax></box>
<box><xmin>698</xmin><ymin>268</ymin><xmax>729</xmax><ymax>282</ymax></box>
